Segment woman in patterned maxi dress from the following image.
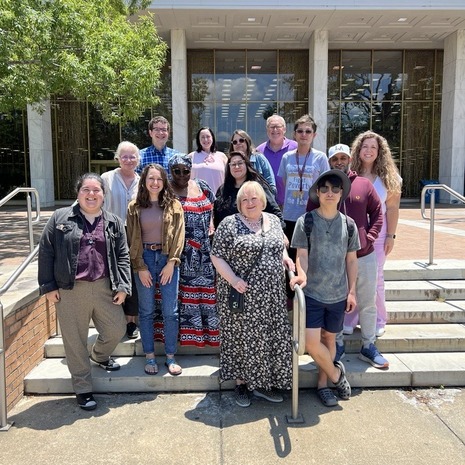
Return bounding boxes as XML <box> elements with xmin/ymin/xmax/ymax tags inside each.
<box><xmin>211</xmin><ymin>181</ymin><xmax>293</xmax><ymax>407</ymax></box>
<box><xmin>163</xmin><ymin>154</ymin><xmax>219</xmax><ymax>347</ymax></box>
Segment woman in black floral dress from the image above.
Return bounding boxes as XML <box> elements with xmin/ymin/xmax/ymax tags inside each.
<box><xmin>211</xmin><ymin>181</ymin><xmax>294</xmax><ymax>408</ymax></box>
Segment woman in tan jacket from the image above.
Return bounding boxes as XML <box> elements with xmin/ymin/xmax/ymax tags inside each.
<box><xmin>127</xmin><ymin>164</ymin><xmax>185</xmax><ymax>376</ymax></box>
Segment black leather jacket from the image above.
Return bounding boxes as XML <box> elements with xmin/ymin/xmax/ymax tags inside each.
<box><xmin>38</xmin><ymin>204</ymin><xmax>131</xmax><ymax>296</ymax></box>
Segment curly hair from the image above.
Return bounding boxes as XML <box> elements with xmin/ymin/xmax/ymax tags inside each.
<box><xmin>350</xmin><ymin>131</ymin><xmax>402</xmax><ymax>194</ymax></box>
<box><xmin>136</xmin><ymin>164</ymin><xmax>176</xmax><ymax>209</ymax></box>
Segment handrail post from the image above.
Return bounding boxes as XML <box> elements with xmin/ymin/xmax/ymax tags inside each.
<box><xmin>428</xmin><ymin>190</ymin><xmax>436</xmax><ymax>266</ymax></box>
<box><xmin>286</xmin><ymin>270</ymin><xmax>305</xmax><ymax>424</ymax></box>
<box><xmin>27</xmin><ymin>192</ymin><xmax>34</xmax><ymax>252</ymax></box>
<box><xmin>0</xmin><ymin>302</ymin><xmax>14</xmax><ymax>431</ymax></box>
<box><xmin>421</xmin><ymin>184</ymin><xmax>465</xmax><ymax>266</ymax></box>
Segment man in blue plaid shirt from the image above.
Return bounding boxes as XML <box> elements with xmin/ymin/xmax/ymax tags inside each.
<box><xmin>137</xmin><ymin>116</ymin><xmax>180</xmax><ymax>173</ymax></box>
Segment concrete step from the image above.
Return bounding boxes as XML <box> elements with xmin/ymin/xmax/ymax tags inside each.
<box><xmin>44</xmin><ymin>329</ymin><xmax>220</xmax><ymax>358</ymax></box>
<box><xmin>45</xmin><ymin>323</ymin><xmax>465</xmax><ymax>359</ymax></box>
<box><xmin>24</xmin><ymin>352</ymin><xmax>465</xmax><ymax>394</ymax></box>
<box><xmin>386</xmin><ymin>300</ymin><xmax>465</xmax><ymax>324</ymax></box>
<box><xmin>342</xmin><ymin>323</ymin><xmax>465</xmax><ymax>353</ymax></box>
<box><xmin>384</xmin><ymin>259</ymin><xmax>465</xmax><ymax>281</ymax></box>
<box><xmin>385</xmin><ymin>280</ymin><xmax>465</xmax><ymax>301</ymax></box>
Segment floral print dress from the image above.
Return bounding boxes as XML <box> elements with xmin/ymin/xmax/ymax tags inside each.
<box><xmin>211</xmin><ymin>213</ymin><xmax>292</xmax><ymax>391</ymax></box>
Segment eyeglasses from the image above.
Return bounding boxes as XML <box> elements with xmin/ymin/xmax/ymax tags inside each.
<box><xmin>268</xmin><ymin>125</ymin><xmax>284</xmax><ymax>130</ymax></box>
<box><xmin>80</xmin><ymin>188</ymin><xmax>102</xmax><ymax>194</ymax></box>
<box><xmin>172</xmin><ymin>168</ymin><xmax>191</xmax><ymax>176</ymax></box>
<box><xmin>232</xmin><ymin>138</ymin><xmax>246</xmax><ymax>145</ymax></box>
<box><xmin>318</xmin><ymin>186</ymin><xmax>342</xmax><ymax>194</ymax></box>
<box><xmin>120</xmin><ymin>155</ymin><xmax>137</xmax><ymax>161</ymax></box>
<box><xmin>151</xmin><ymin>127</ymin><xmax>169</xmax><ymax>133</ymax></box>
<box><xmin>295</xmin><ymin>129</ymin><xmax>314</xmax><ymax>135</ymax></box>
<box><xmin>229</xmin><ymin>161</ymin><xmax>245</xmax><ymax>168</ymax></box>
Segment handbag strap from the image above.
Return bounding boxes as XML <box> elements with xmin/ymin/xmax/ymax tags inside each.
<box><xmin>233</xmin><ymin>213</ymin><xmax>265</xmax><ymax>280</ymax></box>
<box><xmin>243</xmin><ymin>232</ymin><xmax>265</xmax><ymax>280</ymax></box>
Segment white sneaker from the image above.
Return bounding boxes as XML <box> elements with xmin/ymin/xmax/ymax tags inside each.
<box><xmin>376</xmin><ymin>327</ymin><xmax>385</xmax><ymax>337</ymax></box>
<box><xmin>343</xmin><ymin>325</ymin><xmax>354</xmax><ymax>335</ymax></box>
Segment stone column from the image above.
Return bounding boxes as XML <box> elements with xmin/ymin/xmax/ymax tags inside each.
<box><xmin>170</xmin><ymin>29</ymin><xmax>188</xmax><ymax>153</ymax></box>
<box><xmin>27</xmin><ymin>101</ymin><xmax>55</xmax><ymax>207</ymax></box>
<box><xmin>308</xmin><ymin>30</ymin><xmax>329</xmax><ymax>154</ymax></box>
<box><xmin>439</xmin><ymin>30</ymin><xmax>465</xmax><ymax>200</ymax></box>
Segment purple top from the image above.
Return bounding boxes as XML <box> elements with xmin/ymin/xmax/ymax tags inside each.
<box><xmin>75</xmin><ymin>215</ymin><xmax>109</xmax><ymax>282</ymax></box>
<box><xmin>256</xmin><ymin>137</ymin><xmax>298</xmax><ymax>205</ymax></box>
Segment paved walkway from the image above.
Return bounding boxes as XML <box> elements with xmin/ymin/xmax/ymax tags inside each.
<box><xmin>1</xmin><ymin>388</ymin><xmax>465</xmax><ymax>464</ymax></box>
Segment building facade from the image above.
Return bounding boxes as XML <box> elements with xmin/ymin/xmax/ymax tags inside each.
<box><xmin>1</xmin><ymin>2</ymin><xmax>464</xmax><ymax>204</ymax></box>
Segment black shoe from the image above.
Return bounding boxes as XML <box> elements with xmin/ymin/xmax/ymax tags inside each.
<box><xmin>234</xmin><ymin>384</ymin><xmax>251</xmax><ymax>408</ymax></box>
<box><xmin>76</xmin><ymin>392</ymin><xmax>97</xmax><ymax>411</ymax></box>
<box><xmin>90</xmin><ymin>356</ymin><xmax>121</xmax><ymax>371</ymax></box>
<box><xmin>126</xmin><ymin>322</ymin><xmax>139</xmax><ymax>339</ymax></box>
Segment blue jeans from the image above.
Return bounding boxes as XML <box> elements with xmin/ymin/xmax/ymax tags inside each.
<box><xmin>135</xmin><ymin>249</ymin><xmax>180</xmax><ymax>355</ymax></box>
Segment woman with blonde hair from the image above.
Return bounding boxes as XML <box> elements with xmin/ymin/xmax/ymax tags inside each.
<box><xmin>348</xmin><ymin>131</ymin><xmax>402</xmax><ymax>337</ymax></box>
<box><xmin>211</xmin><ymin>181</ymin><xmax>293</xmax><ymax>407</ymax></box>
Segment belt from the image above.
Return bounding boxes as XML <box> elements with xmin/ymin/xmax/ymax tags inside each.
<box><xmin>143</xmin><ymin>243</ymin><xmax>162</xmax><ymax>251</ymax></box>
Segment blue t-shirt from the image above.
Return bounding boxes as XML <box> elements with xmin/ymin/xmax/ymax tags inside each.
<box><xmin>278</xmin><ymin>149</ymin><xmax>329</xmax><ymax>222</ymax></box>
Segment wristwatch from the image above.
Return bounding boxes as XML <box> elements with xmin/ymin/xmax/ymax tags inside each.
<box><xmin>386</xmin><ymin>233</ymin><xmax>396</xmax><ymax>239</ymax></box>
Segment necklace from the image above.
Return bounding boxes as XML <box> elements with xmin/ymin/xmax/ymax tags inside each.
<box><xmin>322</xmin><ymin>214</ymin><xmax>338</xmax><ymax>234</ymax></box>
<box><xmin>242</xmin><ymin>214</ymin><xmax>263</xmax><ymax>231</ymax></box>
<box><xmin>81</xmin><ymin>214</ymin><xmax>101</xmax><ymax>245</ymax></box>
<box><xmin>203</xmin><ymin>152</ymin><xmax>215</xmax><ymax>164</ymax></box>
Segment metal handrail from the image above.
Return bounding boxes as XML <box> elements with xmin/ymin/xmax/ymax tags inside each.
<box><xmin>286</xmin><ymin>270</ymin><xmax>306</xmax><ymax>424</ymax></box>
<box><xmin>0</xmin><ymin>188</ymin><xmax>41</xmax><ymax>431</ymax></box>
<box><xmin>0</xmin><ymin>188</ymin><xmax>41</xmax><ymax>252</ymax></box>
<box><xmin>420</xmin><ymin>184</ymin><xmax>465</xmax><ymax>265</ymax></box>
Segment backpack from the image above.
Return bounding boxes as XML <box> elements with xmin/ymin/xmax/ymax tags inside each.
<box><xmin>304</xmin><ymin>211</ymin><xmax>356</xmax><ymax>252</ymax></box>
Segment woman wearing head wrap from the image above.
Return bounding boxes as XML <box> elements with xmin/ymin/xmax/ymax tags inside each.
<box><xmin>164</xmin><ymin>154</ymin><xmax>219</xmax><ymax>347</ymax></box>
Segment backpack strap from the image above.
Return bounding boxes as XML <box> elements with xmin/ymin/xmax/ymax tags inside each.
<box><xmin>304</xmin><ymin>211</ymin><xmax>355</xmax><ymax>252</ymax></box>
<box><xmin>303</xmin><ymin>211</ymin><xmax>314</xmax><ymax>251</ymax></box>
<box><xmin>345</xmin><ymin>215</ymin><xmax>355</xmax><ymax>242</ymax></box>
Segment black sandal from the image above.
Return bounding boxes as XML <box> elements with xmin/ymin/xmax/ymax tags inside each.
<box><xmin>317</xmin><ymin>387</ymin><xmax>338</xmax><ymax>407</ymax></box>
<box><xmin>333</xmin><ymin>361</ymin><xmax>351</xmax><ymax>400</ymax></box>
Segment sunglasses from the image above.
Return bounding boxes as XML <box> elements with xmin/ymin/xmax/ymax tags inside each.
<box><xmin>172</xmin><ymin>168</ymin><xmax>191</xmax><ymax>176</ymax></box>
<box><xmin>295</xmin><ymin>129</ymin><xmax>314</xmax><ymax>135</ymax></box>
<box><xmin>232</xmin><ymin>138</ymin><xmax>246</xmax><ymax>145</ymax></box>
<box><xmin>319</xmin><ymin>186</ymin><xmax>342</xmax><ymax>194</ymax></box>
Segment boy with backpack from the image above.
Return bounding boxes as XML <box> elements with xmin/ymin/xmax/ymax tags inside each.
<box><xmin>290</xmin><ymin>170</ymin><xmax>360</xmax><ymax>407</ymax></box>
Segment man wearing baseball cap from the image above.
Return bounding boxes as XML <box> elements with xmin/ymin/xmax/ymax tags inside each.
<box><xmin>307</xmin><ymin>143</ymin><xmax>387</xmax><ymax>369</ymax></box>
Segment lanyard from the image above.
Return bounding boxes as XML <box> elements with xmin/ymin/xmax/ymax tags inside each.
<box><xmin>295</xmin><ymin>150</ymin><xmax>311</xmax><ymax>192</ymax></box>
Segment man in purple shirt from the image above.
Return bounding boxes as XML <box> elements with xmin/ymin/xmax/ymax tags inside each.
<box><xmin>256</xmin><ymin>114</ymin><xmax>297</xmax><ymax>206</ymax></box>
